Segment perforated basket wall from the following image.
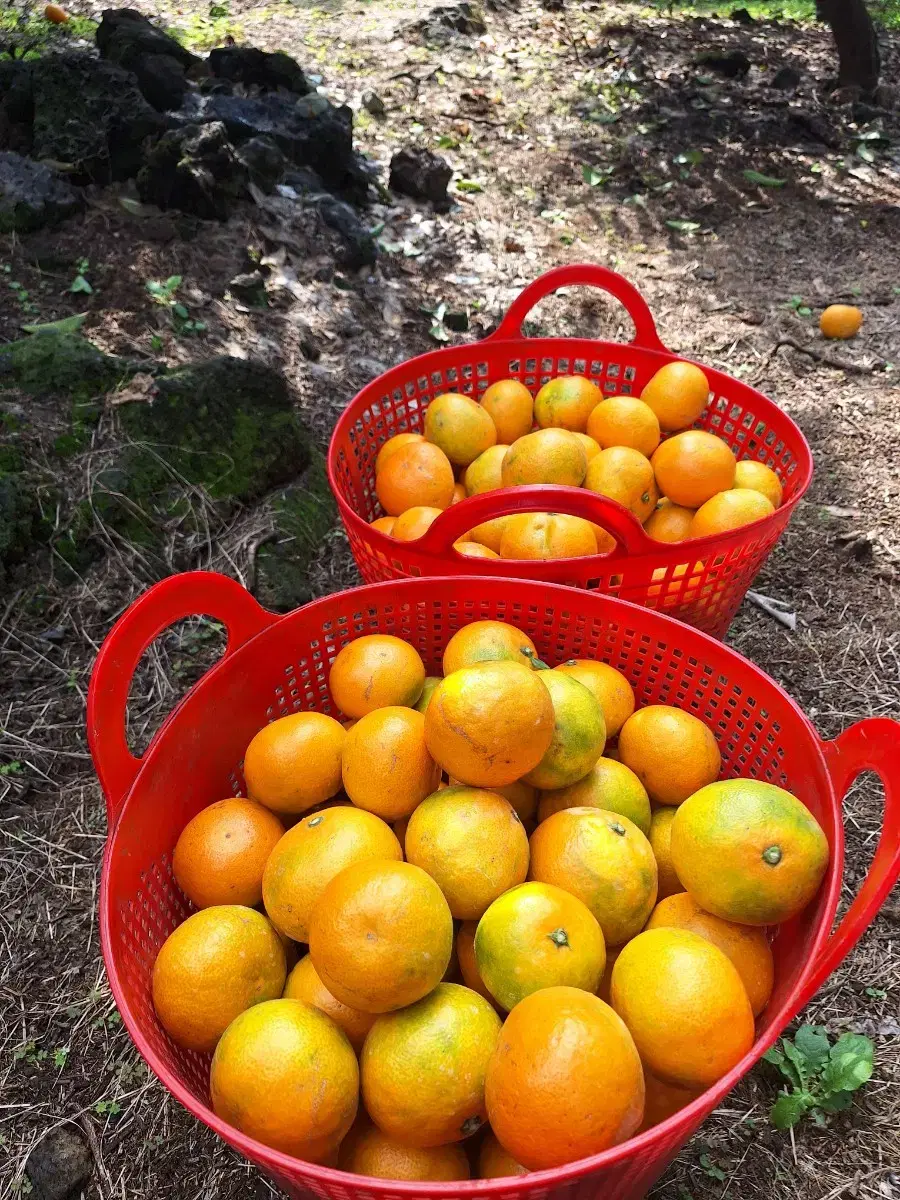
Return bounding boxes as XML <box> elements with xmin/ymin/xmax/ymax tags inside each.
<box><xmin>327</xmin><ymin>266</ymin><xmax>813</xmax><ymax>638</ymax></box>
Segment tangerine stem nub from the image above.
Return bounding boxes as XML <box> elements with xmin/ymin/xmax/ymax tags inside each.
<box><xmin>548</xmin><ymin>927</ymin><xmax>570</xmax><ymax>948</ymax></box>
<box><xmin>522</xmin><ymin>647</ymin><xmax>551</xmax><ymax>671</ymax></box>
<box><xmin>762</xmin><ymin>845</ymin><xmax>782</xmax><ymax>865</ymax></box>
<box><xmin>610</xmin><ymin>822</ymin><xmax>626</xmax><ymax>836</ymax></box>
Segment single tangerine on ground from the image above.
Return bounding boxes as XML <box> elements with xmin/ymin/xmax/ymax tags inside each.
<box><xmin>173</xmin><ymin>798</ymin><xmax>284</xmax><ymax>909</ymax></box>
<box><xmin>375</xmin><ymin>440</ymin><xmax>455</xmax><ymax>515</ymax></box>
<box><xmin>283</xmin><ymin>954</ymin><xmax>376</xmax><ymax>1052</ymax></box>
<box><xmin>733</xmin><ymin>460</ymin><xmax>783</xmax><ymax>508</ymax></box>
<box><xmin>670</xmin><ymin>778</ymin><xmax>829</xmax><ymax>926</ymax></box>
<box><xmin>523</xmin><ymin>669</ymin><xmax>606</xmax><ymax>790</ymax></box>
<box><xmin>152</xmin><ymin>906</ymin><xmax>286</xmax><ymax>1052</ymax></box>
<box><xmin>424</xmin><ymin>660</ymin><xmax>554</xmax><ymax>788</ymax></box>
<box><xmin>820</xmin><ymin>304</ymin><xmax>862</xmax><ymax>339</ymax></box>
<box><xmin>534</xmin><ymin>375</ymin><xmax>602</xmax><ymax>432</ymax></box>
<box><xmin>651</xmin><ymin>429</ymin><xmax>736</xmax><ymax>509</ymax></box>
<box><xmin>537</xmin><ymin>757</ymin><xmax>651</xmax><ymax>835</ymax></box>
<box><xmin>617</xmin><ymin>705</ymin><xmax>721</xmax><ymax>806</ymax></box>
<box><xmin>640</xmin><ymin>361</ymin><xmax>710</xmax><ymax>432</ymax></box>
<box><xmin>45</xmin><ymin>3</ymin><xmax>69</xmax><ymax>20</ymax></box>
<box><xmin>644</xmin><ymin>500</ymin><xmax>696</xmax><ymax>543</ymax></box>
<box><xmin>308</xmin><ymin>859</ymin><xmax>454</xmax><ymax>1013</ymax></box>
<box><xmin>586</xmin><ymin>396</ymin><xmax>661</xmax><ymax>458</ymax></box>
<box><xmin>424</xmin><ymin>392</ymin><xmax>498</xmax><ymax>467</ymax></box>
<box><xmin>330</xmin><ymin>633</ymin><xmax>426</xmax><ymax>718</ymax></box>
<box><xmin>611</xmin><ymin>928</ymin><xmax>755</xmax><ymax>1089</ymax></box>
<box><xmin>485</xmin><ymin>986</ymin><xmax>644</xmax><ymax>1171</ymax></box>
<box><xmin>479</xmin><ymin>379</ymin><xmax>534</xmax><ymax>443</ymax></box>
<box><xmin>405</xmin><ymin>786</ymin><xmax>529</xmax><ymax>920</ymax></box>
<box><xmin>361</xmin><ymin>982</ymin><xmax>501</xmax><ymax>1147</ymax></box>
<box><xmin>262</xmin><ymin>805</ymin><xmax>402</xmax><ymax>942</ymax></box>
<box><xmin>342</xmin><ymin>706</ymin><xmax>440</xmax><ymax>821</ymax></box>
<box><xmin>499</xmin><ymin>512</ymin><xmax>598</xmax><ymax>560</ymax></box>
<box><xmin>646</xmin><ymin>892</ymin><xmax>774</xmax><ymax>1016</ymax></box>
<box><xmin>442</xmin><ymin>619</ymin><xmax>537</xmax><ymax>675</ymax></box>
<box><xmin>474</xmin><ymin>881</ymin><xmax>606</xmax><ymax>1011</ymax></box>
<box><xmin>210</xmin><ymin>998</ymin><xmax>358</xmax><ymax>1161</ymax></box>
<box><xmin>501</xmin><ymin>428</ymin><xmax>588</xmax><ymax>487</ymax></box>
<box><xmin>244</xmin><ymin>712</ymin><xmax>346</xmax><ymax>815</ymax></box>
<box><xmin>584</xmin><ymin>446</ymin><xmax>658</xmax><ymax>522</ymax></box>
<box><xmin>340</xmin><ymin>1123</ymin><xmax>471</xmax><ymax>1181</ymax></box>
<box><xmin>553</xmin><ymin>659</ymin><xmax>635</xmax><ymax>737</ymax></box>
<box><xmin>529</xmin><ymin>807</ymin><xmax>657</xmax><ymax>946</ymax></box>
<box><xmin>690</xmin><ymin>488</ymin><xmax>775</xmax><ymax>538</ymax></box>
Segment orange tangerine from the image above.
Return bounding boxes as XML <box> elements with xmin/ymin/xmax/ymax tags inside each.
<box><xmin>340</xmin><ymin>1124</ymin><xmax>470</xmax><ymax>1181</ymax></box>
<box><xmin>283</xmin><ymin>954</ymin><xmax>376</xmax><ymax>1052</ymax></box>
<box><xmin>820</xmin><ymin>304</ymin><xmax>862</xmax><ymax>339</ymax></box>
<box><xmin>499</xmin><ymin>512</ymin><xmax>598</xmax><ymax>560</ymax></box>
<box><xmin>587</xmin><ymin>396</ymin><xmax>661</xmax><ymax>457</ymax></box>
<box><xmin>639</xmin><ymin>1073</ymin><xmax>702</xmax><ymax>1133</ymax></box>
<box><xmin>573</xmin><ymin>431</ymin><xmax>602</xmax><ymax>462</ymax></box>
<box><xmin>173</xmin><ymin>798</ymin><xmax>284</xmax><ymax>909</ymax></box>
<box><xmin>585</xmin><ymin>447</ymin><xmax>658</xmax><ymax>522</ymax></box>
<box><xmin>244</xmin><ymin>712</ymin><xmax>346</xmax><ymax>815</ymax></box>
<box><xmin>480</xmin><ymin>379</ymin><xmax>534</xmax><ymax>443</ymax></box>
<box><xmin>618</xmin><ymin>704</ymin><xmax>721</xmax><ymax>806</ymax></box>
<box><xmin>457</xmin><ymin>921</ymin><xmax>496</xmax><ymax>1004</ymax></box>
<box><xmin>392</xmin><ymin>505</ymin><xmax>443</xmax><ymax>541</ymax></box>
<box><xmin>690</xmin><ymin>488</ymin><xmax>775</xmax><ymax>537</ymax></box>
<box><xmin>501</xmin><ymin>428</ymin><xmax>588</xmax><ymax>487</ymax></box>
<box><xmin>478</xmin><ymin>1131</ymin><xmax>529</xmax><ymax>1178</ymax></box>
<box><xmin>523</xmin><ymin>669</ymin><xmax>606</xmax><ymax>790</ymax></box>
<box><xmin>376</xmin><ymin>432</ymin><xmax>425</xmax><ymax>475</ymax></box>
<box><xmin>330</xmin><ymin>634</ymin><xmax>426</xmax><ymax>718</ymax></box>
<box><xmin>537</xmin><ymin>756</ymin><xmax>651</xmax><ymax>835</ymax></box>
<box><xmin>733</xmin><ymin>460</ymin><xmax>783</xmax><ymax>508</ymax></box>
<box><xmin>370</xmin><ymin>515</ymin><xmax>396</xmax><ymax>536</ymax></box>
<box><xmin>376</xmin><ymin>441</ymin><xmax>455</xmax><ymax>516</ymax></box>
<box><xmin>455</xmin><ymin>540</ymin><xmax>500</xmax><ymax>559</ymax></box>
<box><xmin>648</xmin><ymin>807</ymin><xmax>683</xmax><ymax>901</ymax></box>
<box><xmin>468</xmin><ymin>516</ymin><xmax>511</xmax><ymax>553</ymax></box>
<box><xmin>342</xmin><ymin>706</ymin><xmax>440</xmax><ymax>821</ymax></box>
<box><xmin>534</xmin><ymin>375</ymin><xmax>602</xmax><ymax>432</ymax></box>
<box><xmin>442</xmin><ymin>619</ymin><xmax>537</xmax><ymax>675</ymax></box>
<box><xmin>644</xmin><ymin>501</ymin><xmax>695</xmax><ymax>543</ymax></box>
<box><xmin>640</xmin><ymin>361</ymin><xmax>710</xmax><ymax>432</ymax></box>
<box><xmin>465</xmin><ymin>445</ymin><xmax>510</xmax><ymax>496</ymax></box>
<box><xmin>424</xmin><ymin>393</ymin><xmax>497</xmax><ymax>467</ymax></box>
<box><xmin>553</xmin><ymin>659</ymin><xmax>635</xmax><ymax>737</ymax></box>
<box><xmin>450</xmin><ymin>481</ymin><xmax>467</xmax><ymax>505</ymax></box>
<box><xmin>650</xmin><ymin>430</ymin><xmax>736</xmax><ymax>509</ymax></box>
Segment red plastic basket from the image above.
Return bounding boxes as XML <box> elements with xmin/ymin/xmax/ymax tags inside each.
<box><xmin>89</xmin><ymin>572</ymin><xmax>899</xmax><ymax>1200</ymax></box>
<box><xmin>327</xmin><ymin>264</ymin><xmax>814</xmax><ymax>638</ymax></box>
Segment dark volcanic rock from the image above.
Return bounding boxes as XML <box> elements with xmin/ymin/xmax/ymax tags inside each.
<box><xmin>132</xmin><ymin>53</ymin><xmax>191</xmax><ymax>111</ymax></box>
<box><xmin>228</xmin><ymin>269</ymin><xmax>268</xmax><ymax>305</ymax></box>
<box><xmin>96</xmin><ymin>9</ymin><xmax>198</xmax><ymax>70</ymax></box>
<box><xmin>389</xmin><ymin>147</ymin><xmax>452</xmax><ymax>203</ymax></box>
<box><xmin>235</xmin><ymin>135</ymin><xmax>289</xmax><ymax>190</ymax></box>
<box><xmin>317</xmin><ymin>196</ymin><xmax>376</xmax><ymax>268</ymax></box>
<box><xmin>0</xmin><ymin>152</ymin><xmax>83</xmax><ymax>233</ymax></box>
<box><xmin>0</xmin><ymin>61</ymin><xmax>34</xmax><ymax>154</ymax></box>
<box><xmin>136</xmin><ymin>122</ymin><xmax>246</xmax><ymax>220</ymax></box>
<box><xmin>25</xmin><ymin>1126</ymin><xmax>92</xmax><ymax>1200</ymax></box>
<box><xmin>695</xmin><ymin>49</ymin><xmax>752</xmax><ymax>79</ymax></box>
<box><xmin>770</xmin><ymin>65</ymin><xmax>802</xmax><ymax>91</ymax></box>
<box><xmin>177</xmin><ymin>91</ymin><xmax>359</xmax><ymax>194</ymax></box>
<box><xmin>29</xmin><ymin>55</ymin><xmax>165</xmax><ymax>184</ymax></box>
<box><xmin>208</xmin><ymin>46</ymin><xmax>310</xmax><ymax>94</ymax></box>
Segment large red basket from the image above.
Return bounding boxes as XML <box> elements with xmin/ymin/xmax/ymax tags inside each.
<box><xmin>89</xmin><ymin>572</ymin><xmax>899</xmax><ymax>1200</ymax></box>
<box><xmin>327</xmin><ymin>265</ymin><xmax>814</xmax><ymax>638</ymax></box>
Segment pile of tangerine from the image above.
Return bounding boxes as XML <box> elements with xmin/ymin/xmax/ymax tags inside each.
<box><xmin>153</xmin><ymin>620</ymin><xmax>828</xmax><ymax>1181</ymax></box>
<box><xmin>370</xmin><ymin>361</ymin><xmax>784</xmax><ymax>561</ymax></box>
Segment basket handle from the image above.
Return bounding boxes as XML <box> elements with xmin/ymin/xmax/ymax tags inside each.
<box><xmin>790</xmin><ymin>717</ymin><xmax>900</xmax><ymax>1015</ymax></box>
<box><xmin>87</xmin><ymin>571</ymin><xmax>276</xmax><ymax>827</ymax></box>
<box><xmin>414</xmin><ymin>485</ymin><xmax>656</xmax><ymax>557</ymax></box>
<box><xmin>489</xmin><ymin>263</ymin><xmax>668</xmax><ymax>353</ymax></box>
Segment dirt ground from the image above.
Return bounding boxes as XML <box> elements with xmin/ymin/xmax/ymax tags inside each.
<box><xmin>2</xmin><ymin>1</ymin><xmax>900</xmax><ymax>1198</ymax></box>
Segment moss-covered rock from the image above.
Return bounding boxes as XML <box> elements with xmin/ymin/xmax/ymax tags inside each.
<box><xmin>256</xmin><ymin>450</ymin><xmax>337</xmax><ymax>610</ymax></box>
<box><xmin>118</xmin><ymin>356</ymin><xmax>310</xmax><ymax>503</ymax></box>
<box><xmin>1</xmin><ymin>331</ymin><xmax>128</xmax><ymax>400</ymax></box>
<box><xmin>0</xmin><ymin>472</ymin><xmax>43</xmax><ymax>585</ymax></box>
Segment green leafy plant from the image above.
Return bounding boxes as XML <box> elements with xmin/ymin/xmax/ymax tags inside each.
<box><xmin>743</xmin><ymin>169</ymin><xmax>787</xmax><ymax>188</ymax></box>
<box><xmin>93</xmin><ymin>1099</ymin><xmax>122</xmax><ymax>1116</ymax></box>
<box><xmin>698</xmin><ymin>1154</ymin><xmax>726</xmax><ymax>1181</ymax></box>
<box><xmin>13</xmin><ymin>1040</ymin><xmax>47</xmax><ymax>1066</ymax></box>
<box><xmin>422</xmin><ymin>301</ymin><xmax>451</xmax><ymax>343</ymax></box>
<box><xmin>582</xmin><ymin>164</ymin><xmax>614</xmax><ymax>187</ymax></box>
<box><xmin>786</xmin><ymin>294</ymin><xmax>813</xmax><ymax>317</ymax></box>
<box><xmin>666</xmin><ymin>218</ymin><xmax>701</xmax><ymax>234</ymax></box>
<box><xmin>0</xmin><ymin>761</ymin><xmax>24</xmax><ymax>776</ymax></box>
<box><xmin>764</xmin><ymin>1024</ymin><xmax>874</xmax><ymax>1129</ymax></box>
<box><xmin>69</xmin><ymin>258</ymin><xmax>92</xmax><ymax>295</ymax></box>
<box><xmin>456</xmin><ymin>179</ymin><xmax>485</xmax><ymax>194</ymax></box>
<box><xmin>145</xmin><ymin>275</ymin><xmax>206</xmax><ymax>336</ymax></box>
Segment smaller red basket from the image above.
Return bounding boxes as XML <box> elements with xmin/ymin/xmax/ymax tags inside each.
<box><xmin>327</xmin><ymin>264</ymin><xmax>814</xmax><ymax>638</ymax></box>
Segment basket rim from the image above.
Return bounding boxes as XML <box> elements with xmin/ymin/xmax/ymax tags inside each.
<box><xmin>326</xmin><ymin>332</ymin><xmax>814</xmax><ymax>561</ymax></box>
<box><xmin>98</xmin><ymin>575</ymin><xmax>841</xmax><ymax>1197</ymax></box>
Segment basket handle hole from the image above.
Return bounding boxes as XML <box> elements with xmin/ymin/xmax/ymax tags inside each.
<box><xmin>520</xmin><ymin>286</ymin><xmax>638</xmax><ymax>350</ymax></box>
<box><xmin>125</xmin><ymin>616</ymin><xmax>228</xmax><ymax>757</ymax></box>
